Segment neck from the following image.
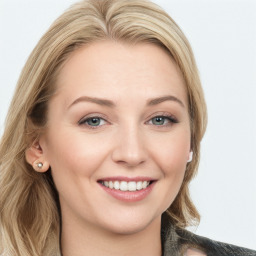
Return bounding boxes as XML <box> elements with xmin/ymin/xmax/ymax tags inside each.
<box><xmin>61</xmin><ymin>215</ymin><xmax>162</xmax><ymax>256</ymax></box>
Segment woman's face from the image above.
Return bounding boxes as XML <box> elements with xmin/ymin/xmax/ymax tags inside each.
<box><xmin>40</xmin><ymin>41</ymin><xmax>191</xmax><ymax>235</ymax></box>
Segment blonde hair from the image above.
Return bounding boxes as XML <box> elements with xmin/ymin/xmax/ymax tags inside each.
<box><xmin>0</xmin><ymin>0</ymin><xmax>207</xmax><ymax>255</ymax></box>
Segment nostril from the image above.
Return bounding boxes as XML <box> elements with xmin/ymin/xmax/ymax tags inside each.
<box><xmin>111</xmin><ymin>135</ymin><xmax>147</xmax><ymax>166</ymax></box>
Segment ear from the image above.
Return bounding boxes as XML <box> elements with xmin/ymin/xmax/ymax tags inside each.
<box><xmin>25</xmin><ymin>140</ymin><xmax>50</xmax><ymax>172</ymax></box>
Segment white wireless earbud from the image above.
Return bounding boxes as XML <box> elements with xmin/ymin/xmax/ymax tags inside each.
<box><xmin>187</xmin><ymin>151</ymin><xmax>193</xmax><ymax>163</ymax></box>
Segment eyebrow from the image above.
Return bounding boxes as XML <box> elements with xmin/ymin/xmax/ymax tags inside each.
<box><xmin>68</xmin><ymin>96</ymin><xmax>115</xmax><ymax>109</ymax></box>
<box><xmin>68</xmin><ymin>95</ymin><xmax>185</xmax><ymax>109</ymax></box>
<box><xmin>147</xmin><ymin>95</ymin><xmax>185</xmax><ymax>108</ymax></box>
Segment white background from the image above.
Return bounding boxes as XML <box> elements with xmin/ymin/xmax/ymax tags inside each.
<box><xmin>0</xmin><ymin>0</ymin><xmax>255</xmax><ymax>250</ymax></box>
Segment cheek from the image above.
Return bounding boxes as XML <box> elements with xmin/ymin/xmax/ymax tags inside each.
<box><xmin>43</xmin><ymin>130</ymin><xmax>110</xmax><ymax>183</ymax></box>
<box><xmin>152</xmin><ymin>136</ymin><xmax>189</xmax><ymax>211</ymax></box>
<box><xmin>149</xmin><ymin>128</ymin><xmax>190</xmax><ymax>207</ymax></box>
<box><xmin>150</xmin><ymin>129</ymin><xmax>190</xmax><ymax>175</ymax></box>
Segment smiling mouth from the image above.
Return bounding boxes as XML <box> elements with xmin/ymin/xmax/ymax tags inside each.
<box><xmin>98</xmin><ymin>180</ymin><xmax>153</xmax><ymax>192</ymax></box>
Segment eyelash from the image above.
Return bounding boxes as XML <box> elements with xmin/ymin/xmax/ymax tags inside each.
<box><xmin>78</xmin><ymin>114</ymin><xmax>107</xmax><ymax>129</ymax></box>
<box><xmin>147</xmin><ymin>114</ymin><xmax>178</xmax><ymax>127</ymax></box>
<box><xmin>78</xmin><ymin>113</ymin><xmax>178</xmax><ymax>129</ymax></box>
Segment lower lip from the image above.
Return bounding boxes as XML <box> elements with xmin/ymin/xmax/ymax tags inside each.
<box><xmin>99</xmin><ymin>182</ymin><xmax>155</xmax><ymax>202</ymax></box>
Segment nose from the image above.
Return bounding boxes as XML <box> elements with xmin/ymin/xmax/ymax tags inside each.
<box><xmin>111</xmin><ymin>125</ymin><xmax>147</xmax><ymax>167</ymax></box>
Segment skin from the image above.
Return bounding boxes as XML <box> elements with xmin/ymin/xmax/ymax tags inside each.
<box><xmin>26</xmin><ymin>41</ymin><xmax>205</xmax><ymax>256</ymax></box>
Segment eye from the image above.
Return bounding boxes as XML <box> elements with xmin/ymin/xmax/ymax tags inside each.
<box><xmin>148</xmin><ymin>115</ymin><xmax>178</xmax><ymax>126</ymax></box>
<box><xmin>78</xmin><ymin>116</ymin><xmax>107</xmax><ymax>128</ymax></box>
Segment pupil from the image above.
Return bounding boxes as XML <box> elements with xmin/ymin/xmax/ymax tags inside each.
<box><xmin>89</xmin><ymin>118</ymin><xmax>100</xmax><ymax>126</ymax></box>
<box><xmin>154</xmin><ymin>117</ymin><xmax>164</xmax><ymax>125</ymax></box>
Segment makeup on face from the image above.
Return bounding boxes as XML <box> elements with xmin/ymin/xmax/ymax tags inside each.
<box><xmin>42</xmin><ymin>41</ymin><xmax>191</xmax><ymax>236</ymax></box>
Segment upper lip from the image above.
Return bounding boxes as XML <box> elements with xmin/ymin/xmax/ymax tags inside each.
<box><xmin>97</xmin><ymin>176</ymin><xmax>156</xmax><ymax>182</ymax></box>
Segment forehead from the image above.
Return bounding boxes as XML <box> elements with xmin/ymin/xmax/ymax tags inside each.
<box><xmin>55</xmin><ymin>40</ymin><xmax>188</xmax><ymax>107</ymax></box>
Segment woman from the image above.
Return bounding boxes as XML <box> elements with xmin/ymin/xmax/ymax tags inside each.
<box><xmin>0</xmin><ymin>0</ymin><xmax>255</xmax><ymax>255</ymax></box>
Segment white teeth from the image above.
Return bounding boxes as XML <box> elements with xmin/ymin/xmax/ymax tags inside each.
<box><xmin>114</xmin><ymin>181</ymin><xmax>120</xmax><ymax>190</ymax></box>
<box><xmin>128</xmin><ymin>181</ymin><xmax>137</xmax><ymax>191</ymax></box>
<box><xmin>142</xmin><ymin>181</ymin><xmax>148</xmax><ymax>189</ymax></box>
<box><xmin>120</xmin><ymin>181</ymin><xmax>128</xmax><ymax>191</ymax></box>
<box><xmin>109</xmin><ymin>181</ymin><xmax>114</xmax><ymax>189</ymax></box>
<box><xmin>101</xmin><ymin>180</ymin><xmax>151</xmax><ymax>191</ymax></box>
<box><xmin>136</xmin><ymin>181</ymin><xmax>142</xmax><ymax>190</ymax></box>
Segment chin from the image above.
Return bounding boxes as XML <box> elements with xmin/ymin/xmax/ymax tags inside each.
<box><xmin>104</xmin><ymin>222</ymin><xmax>151</xmax><ymax>236</ymax></box>
<box><xmin>99</xmin><ymin>212</ymin><xmax>161</xmax><ymax>236</ymax></box>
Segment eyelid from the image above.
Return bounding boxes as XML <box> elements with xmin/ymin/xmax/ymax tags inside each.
<box><xmin>78</xmin><ymin>113</ymin><xmax>109</xmax><ymax>127</ymax></box>
<box><xmin>146</xmin><ymin>112</ymin><xmax>178</xmax><ymax>121</ymax></box>
<box><xmin>146</xmin><ymin>112</ymin><xmax>179</xmax><ymax>126</ymax></box>
<box><xmin>77</xmin><ymin>111</ymin><xmax>178</xmax><ymax>129</ymax></box>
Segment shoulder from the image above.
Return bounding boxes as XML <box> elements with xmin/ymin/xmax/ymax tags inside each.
<box><xmin>161</xmin><ymin>217</ymin><xmax>256</xmax><ymax>256</ymax></box>
<box><xmin>176</xmin><ymin>228</ymin><xmax>256</xmax><ymax>256</ymax></box>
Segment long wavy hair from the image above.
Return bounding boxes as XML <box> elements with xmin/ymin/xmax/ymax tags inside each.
<box><xmin>0</xmin><ymin>0</ymin><xmax>207</xmax><ymax>255</ymax></box>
